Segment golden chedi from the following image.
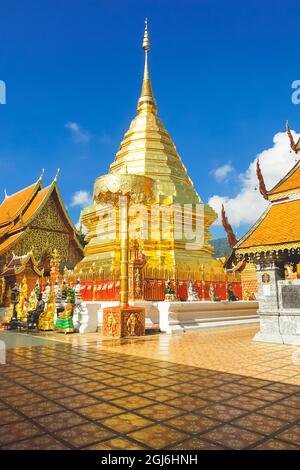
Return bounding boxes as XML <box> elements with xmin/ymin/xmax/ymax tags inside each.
<box><xmin>78</xmin><ymin>21</ymin><xmax>220</xmax><ymax>279</ymax></box>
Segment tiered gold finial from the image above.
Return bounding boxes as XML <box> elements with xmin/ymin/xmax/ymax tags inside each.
<box><xmin>142</xmin><ymin>18</ymin><xmax>150</xmax><ymax>51</ymax></box>
<box><xmin>138</xmin><ymin>18</ymin><xmax>157</xmax><ymax>114</ymax></box>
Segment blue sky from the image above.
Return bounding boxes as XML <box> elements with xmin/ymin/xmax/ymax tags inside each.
<box><xmin>0</xmin><ymin>0</ymin><xmax>300</xmax><ymax>239</ymax></box>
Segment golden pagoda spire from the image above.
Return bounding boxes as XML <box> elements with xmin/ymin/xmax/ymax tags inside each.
<box><xmin>138</xmin><ymin>18</ymin><xmax>157</xmax><ymax>115</ymax></box>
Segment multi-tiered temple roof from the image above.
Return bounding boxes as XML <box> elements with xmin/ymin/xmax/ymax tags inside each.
<box><xmin>234</xmin><ymin>140</ymin><xmax>300</xmax><ymax>257</ymax></box>
<box><xmin>0</xmin><ymin>174</ymin><xmax>83</xmax><ymax>270</ymax></box>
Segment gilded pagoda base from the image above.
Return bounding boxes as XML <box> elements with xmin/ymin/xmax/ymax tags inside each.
<box><xmin>102</xmin><ymin>305</ymin><xmax>145</xmax><ymax>338</ymax></box>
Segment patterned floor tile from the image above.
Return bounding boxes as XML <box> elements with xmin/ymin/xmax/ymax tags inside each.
<box><xmin>168</xmin><ymin>383</ymin><xmax>204</xmax><ymax>394</ymax></box>
<box><xmin>259</xmin><ymin>403</ymin><xmax>300</xmax><ymax>422</ymax></box>
<box><xmin>225</xmin><ymin>395</ymin><xmax>267</xmax><ymax>411</ymax></box>
<box><xmin>245</xmin><ymin>388</ymin><xmax>286</xmax><ymax>402</ymax></box>
<box><xmin>54</xmin><ymin>423</ymin><xmax>115</xmax><ymax>448</ymax></box>
<box><xmin>145</xmin><ymin>377</ymin><xmax>179</xmax><ymax>388</ymax></box>
<box><xmin>0</xmin><ymin>421</ymin><xmax>43</xmax><ymax>445</ymax></box>
<box><xmin>91</xmin><ymin>387</ymin><xmax>130</xmax><ymax>400</ymax></box>
<box><xmin>263</xmin><ymin>383</ymin><xmax>300</xmax><ymax>394</ymax></box>
<box><xmin>119</xmin><ymin>383</ymin><xmax>158</xmax><ymax>394</ymax></box>
<box><xmin>166</xmin><ymin>413</ymin><xmax>220</xmax><ymax>434</ymax></box>
<box><xmin>137</xmin><ymin>403</ymin><xmax>184</xmax><ymax>420</ymax></box>
<box><xmin>86</xmin><ymin>437</ymin><xmax>146</xmax><ymax>450</ymax></box>
<box><xmin>54</xmin><ymin>394</ymin><xmax>99</xmax><ymax>409</ymax></box>
<box><xmin>82</xmin><ymin>372</ymin><xmax>115</xmax><ymax>381</ymax></box>
<box><xmin>275</xmin><ymin>425</ymin><xmax>300</xmax><ymax>445</ymax></box>
<box><xmin>254</xmin><ymin>439</ymin><xmax>300</xmax><ymax>450</ymax></box>
<box><xmin>17</xmin><ymin>401</ymin><xmax>65</xmax><ymax>418</ymax></box>
<box><xmin>232</xmin><ymin>413</ymin><xmax>286</xmax><ymax>435</ymax></box>
<box><xmin>2</xmin><ymin>434</ymin><xmax>69</xmax><ymax>450</ymax></box>
<box><xmin>167</xmin><ymin>395</ymin><xmax>208</xmax><ymax>411</ymax></box>
<box><xmin>218</xmin><ymin>383</ymin><xmax>254</xmax><ymax>395</ymax></box>
<box><xmin>0</xmin><ymin>384</ymin><xmax>28</xmax><ymax>396</ymax></box>
<box><xmin>236</xmin><ymin>377</ymin><xmax>271</xmax><ymax>388</ymax></box>
<box><xmin>25</xmin><ymin>381</ymin><xmax>61</xmax><ymax>392</ymax></box>
<box><xmin>101</xmin><ymin>377</ymin><xmax>135</xmax><ymax>387</ymax></box>
<box><xmin>33</xmin><ymin>410</ymin><xmax>87</xmax><ymax>432</ymax></box>
<box><xmin>111</xmin><ymin>395</ymin><xmax>155</xmax><ymax>410</ymax></box>
<box><xmin>169</xmin><ymin>437</ymin><xmax>224</xmax><ymax>450</ymax></box>
<box><xmin>193</xmin><ymin>389</ymin><xmax>235</xmax><ymax>402</ymax></box>
<box><xmin>199</xmin><ymin>403</ymin><xmax>247</xmax><ymax>422</ymax></box>
<box><xmin>192</xmin><ymin>378</ymin><xmax>225</xmax><ymax>388</ymax></box>
<box><xmin>103</xmin><ymin>412</ymin><xmax>153</xmax><ymax>433</ymax></box>
<box><xmin>202</xmin><ymin>424</ymin><xmax>263</xmax><ymax>449</ymax></box>
<box><xmin>277</xmin><ymin>395</ymin><xmax>300</xmax><ymax>409</ymax></box>
<box><xmin>78</xmin><ymin>402</ymin><xmax>124</xmax><ymax>419</ymax></box>
<box><xmin>0</xmin><ymin>408</ymin><xmax>24</xmax><ymax>425</ymax></box>
<box><xmin>142</xmin><ymin>389</ymin><xmax>182</xmax><ymax>402</ymax></box>
<box><xmin>40</xmin><ymin>386</ymin><xmax>79</xmax><ymax>400</ymax></box>
<box><xmin>128</xmin><ymin>424</ymin><xmax>189</xmax><ymax>449</ymax></box>
<box><xmin>68</xmin><ymin>381</ymin><xmax>107</xmax><ymax>393</ymax></box>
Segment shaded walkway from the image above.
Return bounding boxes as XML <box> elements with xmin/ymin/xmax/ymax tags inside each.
<box><xmin>0</xmin><ymin>325</ymin><xmax>300</xmax><ymax>450</ymax></box>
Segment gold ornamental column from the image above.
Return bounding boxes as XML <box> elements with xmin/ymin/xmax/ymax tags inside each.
<box><xmin>119</xmin><ymin>195</ymin><xmax>129</xmax><ymax>307</ymax></box>
<box><xmin>94</xmin><ymin>174</ymin><xmax>155</xmax><ymax>337</ymax></box>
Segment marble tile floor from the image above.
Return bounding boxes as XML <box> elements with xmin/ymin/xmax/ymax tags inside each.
<box><xmin>0</xmin><ymin>324</ymin><xmax>299</xmax><ymax>450</ymax></box>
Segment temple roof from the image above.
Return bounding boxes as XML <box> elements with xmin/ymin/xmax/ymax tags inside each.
<box><xmin>0</xmin><ymin>176</ymin><xmax>82</xmax><ymax>256</ymax></box>
<box><xmin>235</xmin><ymin>197</ymin><xmax>300</xmax><ymax>255</ymax></box>
<box><xmin>0</xmin><ymin>251</ymin><xmax>43</xmax><ymax>277</ymax></box>
<box><xmin>0</xmin><ymin>180</ymin><xmax>42</xmax><ymax>226</ymax></box>
<box><xmin>267</xmin><ymin>160</ymin><xmax>300</xmax><ymax>200</ymax></box>
<box><xmin>224</xmin><ymin>128</ymin><xmax>300</xmax><ymax>264</ymax></box>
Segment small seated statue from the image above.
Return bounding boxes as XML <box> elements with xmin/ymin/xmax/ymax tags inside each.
<box><xmin>39</xmin><ymin>289</ymin><xmax>55</xmax><ymax>331</ymax></box>
<box><xmin>27</xmin><ymin>293</ymin><xmax>45</xmax><ymax>331</ymax></box>
<box><xmin>55</xmin><ymin>289</ymin><xmax>75</xmax><ymax>334</ymax></box>
<box><xmin>243</xmin><ymin>289</ymin><xmax>256</xmax><ymax>301</ymax></box>
<box><xmin>165</xmin><ymin>279</ymin><xmax>177</xmax><ymax>301</ymax></box>
<box><xmin>27</xmin><ymin>289</ymin><xmax>38</xmax><ymax>312</ymax></box>
<box><xmin>209</xmin><ymin>284</ymin><xmax>221</xmax><ymax>302</ymax></box>
<box><xmin>227</xmin><ymin>283</ymin><xmax>239</xmax><ymax>301</ymax></box>
<box><xmin>187</xmin><ymin>280</ymin><xmax>200</xmax><ymax>301</ymax></box>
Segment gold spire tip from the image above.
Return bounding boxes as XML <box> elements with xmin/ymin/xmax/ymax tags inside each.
<box><xmin>142</xmin><ymin>17</ymin><xmax>150</xmax><ymax>51</ymax></box>
<box><xmin>54</xmin><ymin>168</ymin><xmax>60</xmax><ymax>182</ymax></box>
<box><xmin>39</xmin><ymin>168</ymin><xmax>45</xmax><ymax>181</ymax></box>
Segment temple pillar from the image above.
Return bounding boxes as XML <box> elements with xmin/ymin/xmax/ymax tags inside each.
<box><xmin>119</xmin><ymin>196</ymin><xmax>129</xmax><ymax>307</ymax></box>
<box><xmin>253</xmin><ymin>263</ymin><xmax>283</xmax><ymax>343</ymax></box>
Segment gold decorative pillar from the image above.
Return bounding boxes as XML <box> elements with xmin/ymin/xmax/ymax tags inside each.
<box><xmin>120</xmin><ymin>195</ymin><xmax>129</xmax><ymax>307</ymax></box>
<box><xmin>94</xmin><ymin>174</ymin><xmax>155</xmax><ymax>337</ymax></box>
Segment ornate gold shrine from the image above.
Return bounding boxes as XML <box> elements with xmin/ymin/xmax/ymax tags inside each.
<box><xmin>77</xmin><ymin>20</ymin><xmax>221</xmax><ymax>281</ymax></box>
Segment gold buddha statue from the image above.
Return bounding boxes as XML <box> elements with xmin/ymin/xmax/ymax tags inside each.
<box><xmin>0</xmin><ymin>277</ymin><xmax>5</xmax><ymax>306</ymax></box>
<box><xmin>16</xmin><ymin>276</ymin><xmax>28</xmax><ymax>321</ymax></box>
<box><xmin>39</xmin><ymin>289</ymin><xmax>55</xmax><ymax>331</ymax></box>
<box><xmin>28</xmin><ymin>289</ymin><xmax>38</xmax><ymax>311</ymax></box>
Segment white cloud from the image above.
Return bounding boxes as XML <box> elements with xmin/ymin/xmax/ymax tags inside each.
<box><xmin>211</xmin><ymin>163</ymin><xmax>234</xmax><ymax>182</ymax></box>
<box><xmin>71</xmin><ymin>190</ymin><xmax>93</xmax><ymax>208</ymax></box>
<box><xmin>65</xmin><ymin>121</ymin><xmax>90</xmax><ymax>143</ymax></box>
<box><xmin>208</xmin><ymin>130</ymin><xmax>300</xmax><ymax>227</ymax></box>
